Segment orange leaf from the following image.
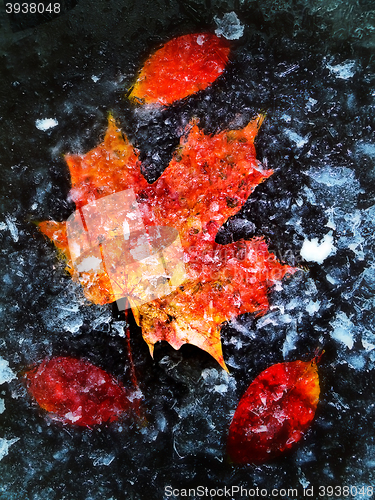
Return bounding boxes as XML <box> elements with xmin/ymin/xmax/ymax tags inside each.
<box><xmin>129</xmin><ymin>33</ymin><xmax>230</xmax><ymax>106</ymax></box>
<box><xmin>25</xmin><ymin>357</ymin><xmax>136</xmax><ymax>427</ymax></box>
<box><xmin>227</xmin><ymin>357</ymin><xmax>321</xmax><ymax>464</ymax></box>
<box><xmin>38</xmin><ymin>114</ymin><xmax>296</xmax><ymax>370</ymax></box>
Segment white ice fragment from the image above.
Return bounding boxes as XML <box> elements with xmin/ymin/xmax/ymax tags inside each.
<box><xmin>5</xmin><ymin>215</ymin><xmax>19</xmax><ymax>242</ymax></box>
<box><xmin>330</xmin><ymin>312</ymin><xmax>354</xmax><ymax>349</ymax></box>
<box><xmin>93</xmin><ymin>453</ymin><xmax>115</xmax><ymax>466</ymax></box>
<box><xmin>281</xmin><ymin>114</ymin><xmax>292</xmax><ymax>122</ymax></box>
<box><xmin>282</xmin><ymin>322</ymin><xmax>298</xmax><ymax>357</ymax></box>
<box><xmin>0</xmin><ymin>222</ymin><xmax>6</xmax><ymax>230</ymax></box>
<box><xmin>214</xmin><ymin>12</ymin><xmax>244</xmax><ymax>40</ymax></box>
<box><xmin>111</xmin><ymin>322</ymin><xmax>126</xmax><ymax>338</ymax></box>
<box><xmin>0</xmin><ymin>357</ymin><xmax>16</xmax><ymax>385</ymax></box>
<box><xmin>306</xmin><ymin>97</ymin><xmax>318</xmax><ymax>110</ymax></box>
<box><xmin>326</xmin><ymin>274</ymin><xmax>337</xmax><ymax>284</ymax></box>
<box><xmin>76</xmin><ymin>256</ymin><xmax>102</xmax><ymax>272</ymax></box>
<box><xmin>210</xmin><ymin>201</ymin><xmax>219</xmax><ymax>212</ymax></box>
<box><xmin>123</xmin><ymin>219</ymin><xmax>130</xmax><ymax>240</ymax></box>
<box><xmin>91</xmin><ymin>75</ymin><xmax>99</xmax><ymax>82</ymax></box>
<box><xmin>35</xmin><ymin>118</ymin><xmax>58</xmax><ymax>131</ymax></box>
<box><xmin>347</xmin><ymin>354</ymin><xmax>366</xmax><ymax>370</ymax></box>
<box><xmin>196</xmin><ymin>34</ymin><xmax>205</xmax><ymax>45</ymax></box>
<box><xmin>285</xmin><ymin>129</ymin><xmax>309</xmax><ymax>148</ymax></box>
<box><xmin>0</xmin><ymin>437</ymin><xmax>19</xmax><ymax>462</ymax></box>
<box><xmin>213</xmin><ymin>384</ymin><xmax>228</xmax><ymax>394</ymax></box>
<box><xmin>327</xmin><ymin>60</ymin><xmax>356</xmax><ymax>79</ymax></box>
<box><xmin>0</xmin><ymin>399</ymin><xmax>5</xmax><ymax>414</ymax></box>
<box><xmin>306</xmin><ymin>300</ymin><xmax>321</xmax><ymax>315</ymax></box>
<box><xmin>300</xmin><ymin>233</ymin><xmax>336</xmax><ymax>264</ymax></box>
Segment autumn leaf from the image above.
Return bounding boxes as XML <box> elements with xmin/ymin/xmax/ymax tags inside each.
<box><xmin>227</xmin><ymin>356</ymin><xmax>321</xmax><ymax>464</ymax></box>
<box><xmin>25</xmin><ymin>357</ymin><xmax>137</xmax><ymax>427</ymax></box>
<box><xmin>129</xmin><ymin>33</ymin><xmax>230</xmax><ymax>106</ymax></box>
<box><xmin>38</xmin><ymin>114</ymin><xmax>295</xmax><ymax>371</ymax></box>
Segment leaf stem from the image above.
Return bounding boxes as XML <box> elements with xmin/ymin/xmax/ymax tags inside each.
<box><xmin>123</xmin><ymin>303</ymin><xmax>140</xmax><ymax>392</ymax></box>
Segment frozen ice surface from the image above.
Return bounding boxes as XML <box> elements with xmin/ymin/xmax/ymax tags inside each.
<box><xmin>35</xmin><ymin>118</ymin><xmax>58</xmax><ymax>131</ymax></box>
<box><xmin>0</xmin><ymin>356</ymin><xmax>16</xmax><ymax>385</ymax></box>
<box><xmin>214</xmin><ymin>12</ymin><xmax>244</xmax><ymax>40</ymax></box>
<box><xmin>300</xmin><ymin>233</ymin><xmax>336</xmax><ymax>263</ymax></box>
<box><xmin>0</xmin><ymin>438</ymin><xmax>19</xmax><ymax>462</ymax></box>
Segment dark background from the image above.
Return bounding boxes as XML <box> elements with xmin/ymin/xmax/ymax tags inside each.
<box><xmin>0</xmin><ymin>0</ymin><xmax>374</xmax><ymax>498</ymax></box>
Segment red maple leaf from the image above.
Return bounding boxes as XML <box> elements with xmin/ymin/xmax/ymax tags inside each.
<box><xmin>38</xmin><ymin>114</ymin><xmax>295</xmax><ymax>371</ymax></box>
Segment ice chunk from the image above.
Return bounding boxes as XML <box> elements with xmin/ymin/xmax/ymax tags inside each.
<box><xmin>91</xmin><ymin>75</ymin><xmax>99</xmax><ymax>82</ymax></box>
<box><xmin>327</xmin><ymin>60</ymin><xmax>356</xmax><ymax>79</ymax></box>
<box><xmin>330</xmin><ymin>312</ymin><xmax>355</xmax><ymax>349</ymax></box>
<box><xmin>35</xmin><ymin>118</ymin><xmax>58</xmax><ymax>131</ymax></box>
<box><xmin>93</xmin><ymin>453</ymin><xmax>115</xmax><ymax>466</ymax></box>
<box><xmin>0</xmin><ymin>437</ymin><xmax>19</xmax><ymax>462</ymax></box>
<box><xmin>285</xmin><ymin>129</ymin><xmax>309</xmax><ymax>148</ymax></box>
<box><xmin>214</xmin><ymin>12</ymin><xmax>244</xmax><ymax>40</ymax></box>
<box><xmin>306</xmin><ymin>300</ymin><xmax>321</xmax><ymax>315</ymax></box>
<box><xmin>0</xmin><ymin>399</ymin><xmax>5</xmax><ymax>414</ymax></box>
<box><xmin>5</xmin><ymin>215</ymin><xmax>19</xmax><ymax>242</ymax></box>
<box><xmin>300</xmin><ymin>233</ymin><xmax>336</xmax><ymax>263</ymax></box>
<box><xmin>0</xmin><ymin>356</ymin><xmax>16</xmax><ymax>385</ymax></box>
<box><xmin>282</xmin><ymin>321</ymin><xmax>298</xmax><ymax>357</ymax></box>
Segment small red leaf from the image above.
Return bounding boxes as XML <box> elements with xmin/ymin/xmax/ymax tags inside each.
<box><xmin>227</xmin><ymin>357</ymin><xmax>321</xmax><ymax>464</ymax></box>
<box><xmin>25</xmin><ymin>357</ymin><xmax>133</xmax><ymax>427</ymax></box>
<box><xmin>129</xmin><ymin>33</ymin><xmax>230</xmax><ymax>106</ymax></box>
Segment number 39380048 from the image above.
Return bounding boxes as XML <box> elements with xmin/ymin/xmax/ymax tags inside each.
<box><xmin>5</xmin><ymin>3</ymin><xmax>61</xmax><ymax>14</ymax></box>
